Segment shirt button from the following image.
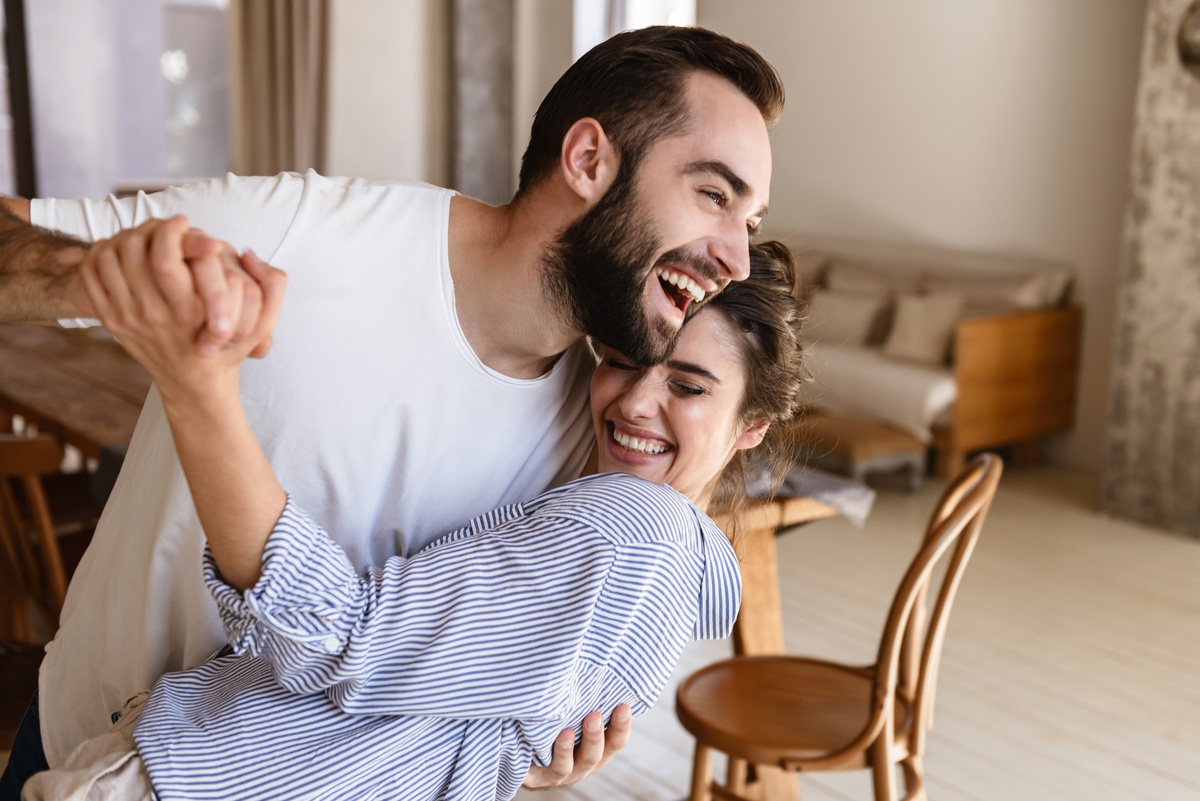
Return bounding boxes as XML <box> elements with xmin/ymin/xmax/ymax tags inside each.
<box><xmin>322</xmin><ymin>635</ymin><xmax>341</xmax><ymax>653</ymax></box>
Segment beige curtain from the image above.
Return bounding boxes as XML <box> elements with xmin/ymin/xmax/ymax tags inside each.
<box><xmin>229</xmin><ymin>0</ymin><xmax>329</xmax><ymax>175</ymax></box>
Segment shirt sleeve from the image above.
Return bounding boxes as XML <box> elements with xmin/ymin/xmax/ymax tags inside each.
<box><xmin>205</xmin><ymin>497</ymin><xmax>619</xmax><ymax>721</ymax></box>
<box><xmin>34</xmin><ymin>173</ymin><xmax>305</xmax><ymax>327</ymax></box>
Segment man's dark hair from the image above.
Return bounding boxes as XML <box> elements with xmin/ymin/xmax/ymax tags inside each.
<box><xmin>514</xmin><ymin>26</ymin><xmax>784</xmax><ymax>199</ymax></box>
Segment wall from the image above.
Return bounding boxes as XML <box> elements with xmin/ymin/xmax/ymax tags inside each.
<box><xmin>698</xmin><ymin>0</ymin><xmax>1147</xmax><ymax>469</ymax></box>
<box><xmin>324</xmin><ymin>0</ymin><xmax>449</xmax><ymax>185</ymax></box>
<box><xmin>1103</xmin><ymin>0</ymin><xmax>1200</xmax><ymax>537</ymax></box>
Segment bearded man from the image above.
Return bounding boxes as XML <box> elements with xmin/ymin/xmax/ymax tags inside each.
<box><xmin>0</xmin><ymin>25</ymin><xmax>781</xmax><ymax>797</ymax></box>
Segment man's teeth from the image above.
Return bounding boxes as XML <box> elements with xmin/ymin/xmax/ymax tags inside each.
<box><xmin>613</xmin><ymin>429</ymin><xmax>669</xmax><ymax>454</ymax></box>
<box><xmin>655</xmin><ymin>267</ymin><xmax>705</xmax><ymax>303</ymax></box>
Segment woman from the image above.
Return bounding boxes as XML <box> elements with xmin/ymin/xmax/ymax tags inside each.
<box><xmin>24</xmin><ymin>242</ymin><xmax>807</xmax><ymax>801</ymax></box>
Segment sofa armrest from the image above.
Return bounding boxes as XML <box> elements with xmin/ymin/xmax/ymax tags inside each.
<box><xmin>947</xmin><ymin>305</ymin><xmax>1083</xmax><ymax>452</ymax></box>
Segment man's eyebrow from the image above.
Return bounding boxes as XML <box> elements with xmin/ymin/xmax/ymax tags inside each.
<box><xmin>684</xmin><ymin>160</ymin><xmax>769</xmax><ymax>220</ymax></box>
<box><xmin>666</xmin><ymin>359</ymin><xmax>722</xmax><ymax>384</ymax></box>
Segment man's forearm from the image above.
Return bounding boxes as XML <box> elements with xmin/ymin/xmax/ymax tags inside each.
<box><xmin>0</xmin><ymin>199</ymin><xmax>93</xmax><ymax>321</ymax></box>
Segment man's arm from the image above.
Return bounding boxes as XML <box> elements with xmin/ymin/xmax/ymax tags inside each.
<box><xmin>1</xmin><ymin>196</ymin><xmax>268</xmax><ymax>355</ymax></box>
<box><xmin>0</xmin><ymin>197</ymin><xmax>93</xmax><ymax>321</ymax></box>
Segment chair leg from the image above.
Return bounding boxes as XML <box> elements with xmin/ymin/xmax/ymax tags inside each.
<box><xmin>726</xmin><ymin>756</ymin><xmax>748</xmax><ymax>795</ymax></box>
<box><xmin>755</xmin><ymin>765</ymin><xmax>800</xmax><ymax>801</ymax></box>
<box><xmin>868</xmin><ymin>731</ymin><xmax>899</xmax><ymax>801</ymax></box>
<box><xmin>899</xmin><ymin>754</ymin><xmax>926</xmax><ymax>801</ymax></box>
<box><xmin>23</xmin><ymin>475</ymin><xmax>67</xmax><ymax>616</ymax></box>
<box><xmin>690</xmin><ymin>743</ymin><xmax>714</xmax><ymax>801</ymax></box>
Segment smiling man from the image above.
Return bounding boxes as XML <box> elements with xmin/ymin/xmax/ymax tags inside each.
<box><xmin>0</xmin><ymin>25</ymin><xmax>782</xmax><ymax>798</ymax></box>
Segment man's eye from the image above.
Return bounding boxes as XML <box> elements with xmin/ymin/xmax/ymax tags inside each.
<box><xmin>702</xmin><ymin>189</ymin><xmax>726</xmax><ymax>207</ymax></box>
<box><xmin>606</xmin><ymin>358</ymin><xmax>637</xmax><ymax>372</ymax></box>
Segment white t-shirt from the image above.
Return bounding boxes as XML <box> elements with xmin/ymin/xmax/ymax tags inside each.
<box><xmin>30</xmin><ymin>171</ymin><xmax>596</xmax><ymax>766</ymax></box>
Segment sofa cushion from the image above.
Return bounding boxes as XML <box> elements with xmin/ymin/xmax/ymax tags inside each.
<box><xmin>883</xmin><ymin>292</ymin><xmax>965</xmax><ymax>364</ymax></box>
<box><xmin>804</xmin><ymin>288</ymin><xmax>892</xmax><ymax>347</ymax></box>
<box><xmin>925</xmin><ymin>270</ymin><xmax>1069</xmax><ymax>316</ymax></box>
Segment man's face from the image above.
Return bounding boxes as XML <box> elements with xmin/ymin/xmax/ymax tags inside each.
<box><xmin>550</xmin><ymin>71</ymin><xmax>773</xmax><ymax>365</ymax></box>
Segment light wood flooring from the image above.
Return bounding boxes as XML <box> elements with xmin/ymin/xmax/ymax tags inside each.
<box><xmin>516</xmin><ymin>464</ymin><xmax>1200</xmax><ymax>801</ymax></box>
<box><xmin>4</xmin><ymin>465</ymin><xmax>1198</xmax><ymax>799</ymax></box>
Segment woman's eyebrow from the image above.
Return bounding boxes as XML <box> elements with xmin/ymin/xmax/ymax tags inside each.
<box><xmin>666</xmin><ymin>359</ymin><xmax>722</xmax><ymax>384</ymax></box>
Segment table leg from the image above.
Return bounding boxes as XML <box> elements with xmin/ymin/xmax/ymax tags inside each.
<box><xmin>730</xmin><ymin>525</ymin><xmax>785</xmax><ymax>657</ymax></box>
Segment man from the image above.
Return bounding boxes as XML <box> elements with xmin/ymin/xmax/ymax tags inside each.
<box><xmin>0</xmin><ymin>25</ymin><xmax>781</xmax><ymax>796</ymax></box>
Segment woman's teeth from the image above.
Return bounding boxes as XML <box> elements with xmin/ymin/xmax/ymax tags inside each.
<box><xmin>655</xmin><ymin>267</ymin><xmax>705</xmax><ymax>303</ymax></box>
<box><xmin>613</xmin><ymin>429</ymin><xmax>669</xmax><ymax>454</ymax></box>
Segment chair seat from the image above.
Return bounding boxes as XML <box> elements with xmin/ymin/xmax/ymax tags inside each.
<box><xmin>676</xmin><ymin>656</ymin><xmax>913</xmax><ymax>770</ymax></box>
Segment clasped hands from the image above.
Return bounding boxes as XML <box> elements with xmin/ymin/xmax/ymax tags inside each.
<box><xmin>77</xmin><ymin>215</ymin><xmax>632</xmax><ymax>788</ymax></box>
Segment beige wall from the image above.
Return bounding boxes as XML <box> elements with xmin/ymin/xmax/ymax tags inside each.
<box><xmin>512</xmin><ymin>0</ymin><xmax>574</xmax><ymax>191</ymax></box>
<box><xmin>699</xmin><ymin>0</ymin><xmax>1146</xmax><ymax>469</ymax></box>
<box><xmin>324</xmin><ymin>0</ymin><xmax>449</xmax><ymax>185</ymax></box>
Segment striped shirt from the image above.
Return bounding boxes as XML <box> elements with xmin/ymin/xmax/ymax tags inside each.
<box><xmin>132</xmin><ymin>473</ymin><xmax>741</xmax><ymax>800</ymax></box>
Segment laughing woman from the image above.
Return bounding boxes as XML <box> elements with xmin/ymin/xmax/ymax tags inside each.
<box><xmin>24</xmin><ymin>241</ymin><xmax>806</xmax><ymax>801</ymax></box>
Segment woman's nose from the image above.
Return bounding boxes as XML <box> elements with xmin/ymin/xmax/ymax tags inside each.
<box><xmin>617</xmin><ymin>377</ymin><xmax>662</xmax><ymax>420</ymax></box>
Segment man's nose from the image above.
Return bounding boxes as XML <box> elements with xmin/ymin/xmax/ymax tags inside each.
<box><xmin>709</xmin><ymin>220</ymin><xmax>751</xmax><ymax>282</ymax></box>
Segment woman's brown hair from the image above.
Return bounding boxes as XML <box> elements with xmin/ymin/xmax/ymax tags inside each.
<box><xmin>704</xmin><ymin>240</ymin><xmax>809</xmax><ymax>526</ymax></box>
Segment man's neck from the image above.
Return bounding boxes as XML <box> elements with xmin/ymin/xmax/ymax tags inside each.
<box><xmin>447</xmin><ymin>190</ymin><xmax>585</xmax><ymax>380</ymax></box>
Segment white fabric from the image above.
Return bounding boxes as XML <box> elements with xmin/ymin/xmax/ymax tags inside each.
<box><xmin>21</xmin><ymin>693</ymin><xmax>153</xmax><ymax>801</ymax></box>
<box><xmin>30</xmin><ymin>171</ymin><xmax>596</xmax><ymax>766</ymax></box>
<box><xmin>801</xmin><ymin>343</ymin><xmax>957</xmax><ymax>443</ymax></box>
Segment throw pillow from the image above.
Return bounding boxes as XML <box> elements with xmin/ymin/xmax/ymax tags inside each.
<box><xmin>882</xmin><ymin>292</ymin><xmax>965</xmax><ymax>364</ymax></box>
<box><xmin>803</xmin><ymin>289</ymin><xmax>892</xmax><ymax>347</ymax></box>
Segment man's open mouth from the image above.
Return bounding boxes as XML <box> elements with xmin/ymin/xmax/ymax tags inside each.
<box><xmin>655</xmin><ymin>266</ymin><xmax>706</xmax><ymax>312</ymax></box>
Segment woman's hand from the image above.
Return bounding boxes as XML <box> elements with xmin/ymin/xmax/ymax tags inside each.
<box><xmin>523</xmin><ymin>705</ymin><xmax>632</xmax><ymax>789</ymax></box>
<box><xmin>79</xmin><ymin>216</ymin><xmax>286</xmax><ymax>406</ymax></box>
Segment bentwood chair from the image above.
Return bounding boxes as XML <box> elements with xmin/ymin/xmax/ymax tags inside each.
<box><xmin>676</xmin><ymin>453</ymin><xmax>1003</xmax><ymax>801</ymax></box>
<box><xmin>0</xmin><ymin>434</ymin><xmax>70</xmax><ymax>641</ymax></box>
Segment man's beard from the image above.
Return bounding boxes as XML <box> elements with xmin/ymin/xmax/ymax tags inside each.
<box><xmin>542</xmin><ymin>168</ymin><xmax>678</xmax><ymax>366</ymax></box>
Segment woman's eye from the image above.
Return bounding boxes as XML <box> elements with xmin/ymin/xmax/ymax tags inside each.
<box><xmin>673</xmin><ymin>383</ymin><xmax>705</xmax><ymax>397</ymax></box>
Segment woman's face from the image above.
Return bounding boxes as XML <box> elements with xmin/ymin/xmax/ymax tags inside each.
<box><xmin>589</xmin><ymin>308</ymin><xmax>767</xmax><ymax>508</ymax></box>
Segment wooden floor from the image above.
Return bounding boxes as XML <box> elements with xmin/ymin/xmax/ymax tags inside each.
<box><xmin>516</xmin><ymin>464</ymin><xmax>1200</xmax><ymax>801</ymax></box>
<box><xmin>4</xmin><ymin>465</ymin><xmax>1198</xmax><ymax>798</ymax></box>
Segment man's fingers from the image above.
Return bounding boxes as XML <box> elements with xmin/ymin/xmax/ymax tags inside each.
<box><xmin>243</xmin><ymin>250</ymin><xmax>287</xmax><ymax>349</ymax></box>
<box><xmin>180</xmin><ymin>225</ymin><xmax>222</xmax><ymax>260</ymax></box>
<box><xmin>602</xmin><ymin>704</ymin><xmax>632</xmax><ymax>761</ymax></box>
<box><xmin>573</xmin><ymin>711</ymin><xmax>606</xmax><ymax>772</ymax></box>
<box><xmin>189</xmin><ymin>253</ymin><xmax>235</xmax><ymax>355</ymax></box>
<box><xmin>94</xmin><ymin>246</ymin><xmax>136</xmax><ymax>323</ymax></box>
<box><xmin>148</xmin><ymin>216</ymin><xmax>197</xmax><ymax>308</ymax></box>
<box><xmin>78</xmin><ymin>256</ymin><xmax>113</xmax><ymax>328</ymax></box>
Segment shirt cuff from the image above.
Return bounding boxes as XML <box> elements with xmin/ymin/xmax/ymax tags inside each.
<box><xmin>205</xmin><ymin>495</ymin><xmax>363</xmax><ymax>658</ymax></box>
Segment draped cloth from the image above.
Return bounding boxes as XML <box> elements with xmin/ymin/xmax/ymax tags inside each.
<box><xmin>229</xmin><ymin>0</ymin><xmax>329</xmax><ymax>175</ymax></box>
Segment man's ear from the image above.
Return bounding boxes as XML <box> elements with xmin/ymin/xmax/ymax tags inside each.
<box><xmin>560</xmin><ymin>118</ymin><xmax>618</xmax><ymax>206</ymax></box>
<box><xmin>734</xmin><ymin>419</ymin><xmax>769</xmax><ymax>451</ymax></box>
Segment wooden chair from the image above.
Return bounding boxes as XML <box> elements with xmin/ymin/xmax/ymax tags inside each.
<box><xmin>0</xmin><ymin>434</ymin><xmax>69</xmax><ymax>642</ymax></box>
<box><xmin>676</xmin><ymin>453</ymin><xmax>1003</xmax><ymax>801</ymax></box>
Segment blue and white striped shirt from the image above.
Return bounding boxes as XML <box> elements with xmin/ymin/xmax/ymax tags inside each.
<box><xmin>132</xmin><ymin>473</ymin><xmax>741</xmax><ymax>800</ymax></box>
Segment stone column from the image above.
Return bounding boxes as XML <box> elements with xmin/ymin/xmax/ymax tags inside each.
<box><xmin>451</xmin><ymin>0</ymin><xmax>514</xmax><ymax>205</ymax></box>
<box><xmin>1103</xmin><ymin>0</ymin><xmax>1200</xmax><ymax>537</ymax></box>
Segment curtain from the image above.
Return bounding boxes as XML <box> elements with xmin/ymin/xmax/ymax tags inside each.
<box><xmin>229</xmin><ymin>0</ymin><xmax>329</xmax><ymax>175</ymax></box>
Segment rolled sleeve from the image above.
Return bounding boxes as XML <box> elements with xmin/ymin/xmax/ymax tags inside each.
<box><xmin>204</xmin><ymin>498</ymin><xmax>367</xmax><ymax>665</ymax></box>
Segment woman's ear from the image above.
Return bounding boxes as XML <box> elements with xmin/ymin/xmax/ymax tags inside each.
<box><xmin>560</xmin><ymin>118</ymin><xmax>618</xmax><ymax>206</ymax></box>
<box><xmin>734</xmin><ymin>419</ymin><xmax>769</xmax><ymax>451</ymax></box>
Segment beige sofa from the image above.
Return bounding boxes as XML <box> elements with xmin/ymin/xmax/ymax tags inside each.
<box><xmin>789</xmin><ymin>234</ymin><xmax>1083</xmax><ymax>479</ymax></box>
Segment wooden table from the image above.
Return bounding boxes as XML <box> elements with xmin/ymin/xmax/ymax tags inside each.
<box><xmin>710</xmin><ymin>495</ymin><xmax>840</xmax><ymax>801</ymax></box>
<box><xmin>712</xmin><ymin>495</ymin><xmax>839</xmax><ymax>658</ymax></box>
<box><xmin>0</xmin><ymin>324</ymin><xmax>150</xmax><ymax>457</ymax></box>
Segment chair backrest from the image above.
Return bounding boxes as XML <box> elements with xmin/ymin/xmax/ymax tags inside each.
<box><xmin>0</xmin><ymin>433</ymin><xmax>68</xmax><ymax>639</ymax></box>
<box><xmin>873</xmin><ymin>453</ymin><xmax>1002</xmax><ymax>755</ymax></box>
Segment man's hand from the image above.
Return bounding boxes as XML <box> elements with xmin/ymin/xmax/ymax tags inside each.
<box><xmin>79</xmin><ymin>216</ymin><xmax>285</xmax><ymax>401</ymax></box>
<box><xmin>523</xmin><ymin>705</ymin><xmax>632</xmax><ymax>790</ymax></box>
<box><xmin>81</xmin><ymin>215</ymin><xmax>275</xmax><ymax>358</ymax></box>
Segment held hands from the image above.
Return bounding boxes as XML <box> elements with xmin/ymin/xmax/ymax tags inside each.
<box><xmin>523</xmin><ymin>705</ymin><xmax>632</xmax><ymax>789</ymax></box>
<box><xmin>79</xmin><ymin>216</ymin><xmax>286</xmax><ymax>402</ymax></box>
